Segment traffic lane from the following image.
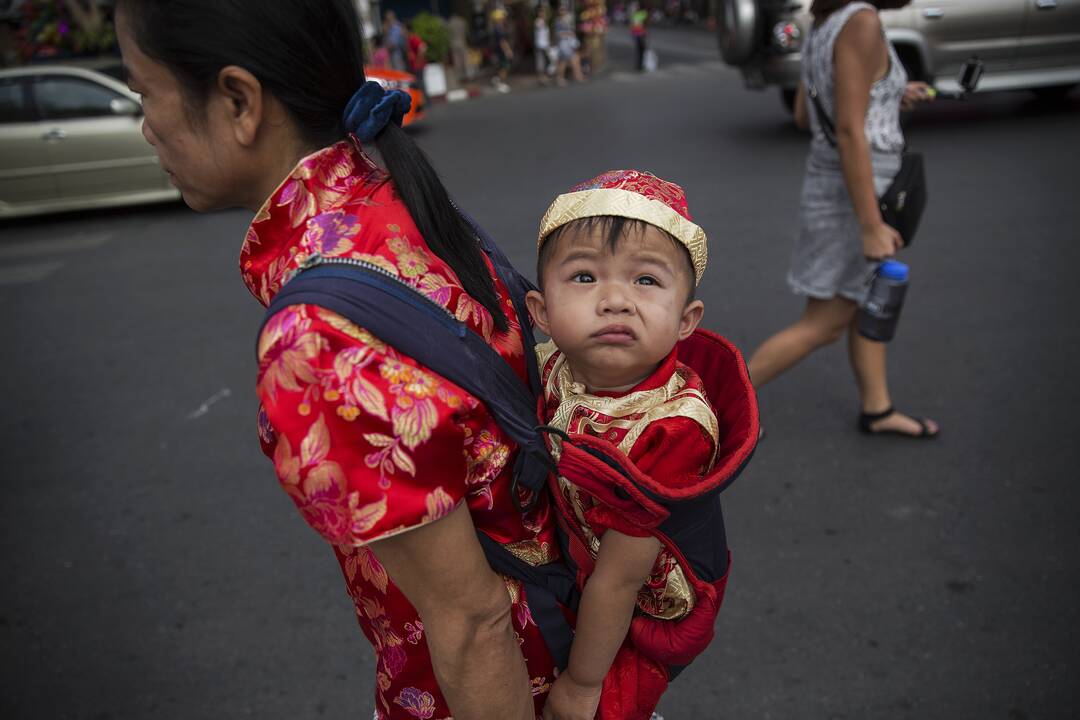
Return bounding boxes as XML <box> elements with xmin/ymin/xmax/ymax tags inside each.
<box><xmin>0</xmin><ymin>204</ymin><xmax>373</xmax><ymax>719</ymax></box>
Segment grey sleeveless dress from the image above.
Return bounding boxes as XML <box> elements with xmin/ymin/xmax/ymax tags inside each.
<box><xmin>788</xmin><ymin>1</ymin><xmax>907</xmax><ymax>302</ymax></box>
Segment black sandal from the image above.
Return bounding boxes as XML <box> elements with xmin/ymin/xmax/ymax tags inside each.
<box><xmin>858</xmin><ymin>406</ymin><xmax>938</xmax><ymax>439</ymax></box>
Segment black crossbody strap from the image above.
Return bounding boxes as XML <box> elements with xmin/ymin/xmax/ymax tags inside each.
<box><xmin>261</xmin><ymin>263</ymin><xmax>555</xmax><ymax>508</ymax></box>
<box><xmin>477</xmin><ymin>531</ymin><xmax>578</xmax><ymax>670</ymax></box>
<box><xmin>805</xmin><ymin>31</ymin><xmax>840</xmax><ymax>148</ymax></box>
<box><xmin>454</xmin><ymin>203</ymin><xmax>544</xmax><ymax>399</ymax></box>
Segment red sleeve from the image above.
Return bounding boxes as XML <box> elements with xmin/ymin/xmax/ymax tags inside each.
<box><xmin>255</xmin><ymin>303</ymin><xmax>476</xmax><ymax>547</ymax></box>
<box><xmin>626</xmin><ymin>416</ymin><xmax>716</xmax><ymax>486</ymax></box>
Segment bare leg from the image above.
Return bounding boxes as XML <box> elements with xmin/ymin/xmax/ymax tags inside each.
<box><xmin>555</xmin><ymin>59</ymin><xmax>568</xmax><ymax>85</ymax></box>
<box><xmin>847</xmin><ymin>318</ymin><xmax>939</xmax><ymax>435</ymax></box>
<box><xmin>747</xmin><ymin>296</ymin><xmax>857</xmax><ymax>388</ymax></box>
<box><xmin>571</xmin><ymin>52</ymin><xmax>585</xmax><ymax>82</ymax></box>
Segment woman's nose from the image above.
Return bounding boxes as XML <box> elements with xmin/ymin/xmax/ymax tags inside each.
<box><xmin>140</xmin><ymin>119</ymin><xmax>157</xmax><ymax>148</ymax></box>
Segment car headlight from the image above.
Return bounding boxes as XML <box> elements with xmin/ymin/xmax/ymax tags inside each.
<box><xmin>772</xmin><ymin>21</ymin><xmax>801</xmax><ymax>52</ymax></box>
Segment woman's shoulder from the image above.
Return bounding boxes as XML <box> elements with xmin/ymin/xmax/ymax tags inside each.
<box><xmin>829</xmin><ymin>2</ymin><xmax>882</xmax><ymax>40</ymax></box>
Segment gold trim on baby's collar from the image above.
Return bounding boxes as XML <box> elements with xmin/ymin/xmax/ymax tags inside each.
<box><xmin>537</xmin><ymin>188</ymin><xmax>708</xmax><ymax>285</ymax></box>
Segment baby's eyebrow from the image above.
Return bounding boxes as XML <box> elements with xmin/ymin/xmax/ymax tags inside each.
<box><xmin>557</xmin><ymin>249</ymin><xmax>601</xmax><ymax>265</ymax></box>
<box><xmin>629</xmin><ymin>253</ymin><xmax>677</xmax><ymax>273</ymax></box>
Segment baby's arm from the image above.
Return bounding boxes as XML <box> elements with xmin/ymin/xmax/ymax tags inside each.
<box><xmin>543</xmin><ymin>529</ymin><xmax>661</xmax><ymax>720</ymax></box>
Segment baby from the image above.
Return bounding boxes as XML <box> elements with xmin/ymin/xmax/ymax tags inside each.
<box><xmin>526</xmin><ymin>170</ymin><xmax>719</xmax><ymax>720</ymax></box>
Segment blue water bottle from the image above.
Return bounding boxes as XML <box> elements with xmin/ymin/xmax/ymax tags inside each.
<box><xmin>857</xmin><ymin>260</ymin><xmax>909</xmax><ymax>342</ymax></box>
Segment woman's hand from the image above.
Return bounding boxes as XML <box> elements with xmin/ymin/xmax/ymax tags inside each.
<box><xmin>862</xmin><ymin>221</ymin><xmax>903</xmax><ymax>260</ymax></box>
<box><xmin>901</xmin><ymin>81</ymin><xmax>935</xmax><ymax>111</ymax></box>
<box><xmin>542</xmin><ymin>672</ymin><xmax>602</xmax><ymax>720</ymax></box>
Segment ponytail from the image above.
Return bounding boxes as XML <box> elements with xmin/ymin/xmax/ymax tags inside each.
<box><xmin>375</xmin><ymin>124</ymin><xmax>508</xmax><ymax>331</ymax></box>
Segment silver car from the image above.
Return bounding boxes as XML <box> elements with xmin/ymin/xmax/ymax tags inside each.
<box><xmin>719</xmin><ymin>0</ymin><xmax>1080</xmax><ymax>111</ymax></box>
<box><xmin>0</xmin><ymin>64</ymin><xmax>179</xmax><ymax>219</ymax></box>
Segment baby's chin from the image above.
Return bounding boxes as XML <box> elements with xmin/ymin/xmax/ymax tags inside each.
<box><xmin>568</xmin><ymin>358</ymin><xmax>654</xmax><ymax>394</ymax></box>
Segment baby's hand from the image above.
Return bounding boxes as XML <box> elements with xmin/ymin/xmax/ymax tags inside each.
<box><xmin>542</xmin><ymin>672</ymin><xmax>602</xmax><ymax>720</ymax></box>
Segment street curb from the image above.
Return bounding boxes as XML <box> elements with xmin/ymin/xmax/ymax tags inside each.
<box><xmin>429</xmin><ymin>87</ymin><xmax>482</xmax><ymax>104</ymax></box>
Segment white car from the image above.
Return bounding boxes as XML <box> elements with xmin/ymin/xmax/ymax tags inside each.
<box><xmin>719</xmin><ymin>0</ymin><xmax>1080</xmax><ymax>112</ymax></box>
<box><xmin>0</xmin><ymin>64</ymin><xmax>179</xmax><ymax>219</ymax></box>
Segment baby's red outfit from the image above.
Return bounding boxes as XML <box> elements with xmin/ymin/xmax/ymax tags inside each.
<box><xmin>538</xmin><ymin>339</ymin><xmax>719</xmax><ymax>719</ymax></box>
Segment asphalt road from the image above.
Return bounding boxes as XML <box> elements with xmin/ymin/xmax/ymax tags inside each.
<box><xmin>3</xmin><ymin>27</ymin><xmax>1079</xmax><ymax>720</ymax></box>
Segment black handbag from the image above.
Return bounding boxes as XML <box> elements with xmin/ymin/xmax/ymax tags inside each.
<box><xmin>807</xmin><ymin>81</ymin><xmax>927</xmax><ymax>247</ymax></box>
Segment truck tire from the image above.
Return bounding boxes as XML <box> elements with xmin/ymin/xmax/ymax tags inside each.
<box><xmin>718</xmin><ymin>0</ymin><xmax>760</xmax><ymax>66</ymax></box>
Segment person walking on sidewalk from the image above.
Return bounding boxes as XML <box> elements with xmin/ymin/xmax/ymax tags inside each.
<box><xmin>629</xmin><ymin>2</ymin><xmax>648</xmax><ymax>72</ymax></box>
<box><xmin>746</xmin><ymin>0</ymin><xmax>939</xmax><ymax>439</ymax></box>
<box><xmin>449</xmin><ymin>13</ymin><xmax>472</xmax><ymax>82</ymax></box>
<box><xmin>383</xmin><ymin>9</ymin><xmax>408</xmax><ymax>71</ymax></box>
<box><xmin>491</xmin><ymin>7</ymin><xmax>514</xmax><ymax>92</ymax></box>
<box><xmin>534</xmin><ymin>3</ymin><xmax>554</xmax><ymax>84</ymax></box>
<box><xmin>554</xmin><ymin>2</ymin><xmax>585</xmax><ymax>85</ymax></box>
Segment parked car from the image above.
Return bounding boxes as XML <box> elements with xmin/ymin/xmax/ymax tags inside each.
<box><xmin>718</xmin><ymin>0</ymin><xmax>1080</xmax><ymax>112</ymax></box>
<box><xmin>0</xmin><ymin>61</ymin><xmax>426</xmax><ymax>221</ymax></box>
<box><xmin>0</xmin><ymin>64</ymin><xmax>180</xmax><ymax>219</ymax></box>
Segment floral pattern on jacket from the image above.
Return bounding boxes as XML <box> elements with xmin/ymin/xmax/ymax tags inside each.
<box><xmin>243</xmin><ymin>141</ymin><xmax>558</xmax><ymax>718</ymax></box>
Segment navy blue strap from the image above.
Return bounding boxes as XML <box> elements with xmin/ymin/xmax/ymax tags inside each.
<box><xmin>476</xmin><ymin>531</ymin><xmax>578</xmax><ymax>670</ymax></box>
<box><xmin>455</xmin><ymin>203</ymin><xmax>543</xmax><ymax>399</ymax></box>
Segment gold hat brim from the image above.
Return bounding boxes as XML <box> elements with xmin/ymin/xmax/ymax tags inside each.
<box><xmin>537</xmin><ymin>188</ymin><xmax>707</xmax><ymax>285</ymax></box>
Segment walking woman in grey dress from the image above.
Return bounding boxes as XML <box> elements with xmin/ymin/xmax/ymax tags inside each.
<box><xmin>747</xmin><ymin>0</ymin><xmax>939</xmax><ymax>438</ymax></box>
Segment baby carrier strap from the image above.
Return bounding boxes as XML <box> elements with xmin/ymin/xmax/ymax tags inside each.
<box><xmin>258</xmin><ymin>208</ymin><xmax>578</xmax><ymax>670</ymax></box>
<box><xmin>550</xmin><ymin>328</ymin><xmax>759</xmax><ymax>676</ymax></box>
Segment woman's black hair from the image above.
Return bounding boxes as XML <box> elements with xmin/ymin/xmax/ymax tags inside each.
<box><xmin>119</xmin><ymin>0</ymin><xmax>507</xmax><ymax>330</ymax></box>
<box><xmin>810</xmin><ymin>0</ymin><xmax>910</xmax><ymax>22</ymax></box>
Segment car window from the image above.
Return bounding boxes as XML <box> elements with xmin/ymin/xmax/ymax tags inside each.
<box><xmin>0</xmin><ymin>79</ymin><xmax>34</xmax><ymax>124</ymax></box>
<box><xmin>34</xmin><ymin>76</ymin><xmax>125</xmax><ymax>120</ymax></box>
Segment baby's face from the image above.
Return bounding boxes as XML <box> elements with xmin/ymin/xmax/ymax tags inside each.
<box><xmin>527</xmin><ymin>224</ymin><xmax>703</xmax><ymax>392</ymax></box>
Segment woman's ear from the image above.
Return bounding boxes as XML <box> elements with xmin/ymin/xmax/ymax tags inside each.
<box><xmin>215</xmin><ymin>65</ymin><xmax>264</xmax><ymax>147</ymax></box>
<box><xmin>525</xmin><ymin>290</ymin><xmax>551</xmax><ymax>336</ymax></box>
<box><xmin>678</xmin><ymin>299</ymin><xmax>704</xmax><ymax>341</ymax></box>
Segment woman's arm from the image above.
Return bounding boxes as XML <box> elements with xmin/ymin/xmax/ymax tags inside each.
<box><xmin>833</xmin><ymin>9</ymin><xmax>902</xmax><ymax>260</ymax></box>
<box><xmin>371</xmin><ymin>503</ymin><xmax>535</xmax><ymax>720</ymax></box>
<box><xmin>256</xmin><ymin>307</ymin><xmax>534</xmax><ymax>719</ymax></box>
<box><xmin>543</xmin><ymin>530</ymin><xmax>661</xmax><ymax>720</ymax></box>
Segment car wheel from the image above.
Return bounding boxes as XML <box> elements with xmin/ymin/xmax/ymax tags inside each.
<box><xmin>780</xmin><ymin>87</ymin><xmax>796</xmax><ymax>113</ymax></box>
<box><xmin>1032</xmin><ymin>84</ymin><xmax>1077</xmax><ymax>102</ymax></box>
<box><xmin>718</xmin><ymin>0</ymin><xmax>759</xmax><ymax>66</ymax></box>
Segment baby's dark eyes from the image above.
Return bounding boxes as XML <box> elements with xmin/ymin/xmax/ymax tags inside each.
<box><xmin>636</xmin><ymin>275</ymin><xmax>659</xmax><ymax>286</ymax></box>
<box><xmin>571</xmin><ymin>272</ymin><xmax>595</xmax><ymax>283</ymax></box>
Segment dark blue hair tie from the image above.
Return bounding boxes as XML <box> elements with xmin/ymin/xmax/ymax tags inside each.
<box><xmin>342</xmin><ymin>81</ymin><xmax>412</xmax><ymax>143</ymax></box>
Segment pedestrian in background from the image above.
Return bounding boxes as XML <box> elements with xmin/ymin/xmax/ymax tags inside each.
<box><xmin>406</xmin><ymin>22</ymin><xmax>428</xmax><ymax>76</ymax></box>
<box><xmin>383</xmin><ymin>9</ymin><xmax>408</xmax><ymax>70</ymax></box>
<box><xmin>534</xmin><ymin>2</ymin><xmax>554</xmax><ymax>85</ymax></box>
<box><xmin>491</xmin><ymin>7</ymin><xmax>514</xmax><ymax>92</ymax></box>
<box><xmin>114</xmin><ymin>0</ymin><xmax>565</xmax><ymax>717</ymax></box>
<box><xmin>629</xmin><ymin>1</ymin><xmax>648</xmax><ymax>72</ymax></box>
<box><xmin>553</xmin><ymin>2</ymin><xmax>585</xmax><ymax>85</ymax></box>
<box><xmin>448</xmin><ymin>13</ymin><xmax>472</xmax><ymax>82</ymax></box>
<box><xmin>747</xmin><ymin>0</ymin><xmax>938</xmax><ymax>438</ymax></box>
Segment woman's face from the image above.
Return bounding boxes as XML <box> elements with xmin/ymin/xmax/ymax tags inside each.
<box><xmin>115</xmin><ymin>9</ymin><xmax>247</xmax><ymax>212</ymax></box>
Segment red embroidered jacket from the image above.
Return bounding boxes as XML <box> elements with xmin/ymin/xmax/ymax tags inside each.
<box><xmin>243</xmin><ymin>141</ymin><xmax>559</xmax><ymax>719</ymax></box>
